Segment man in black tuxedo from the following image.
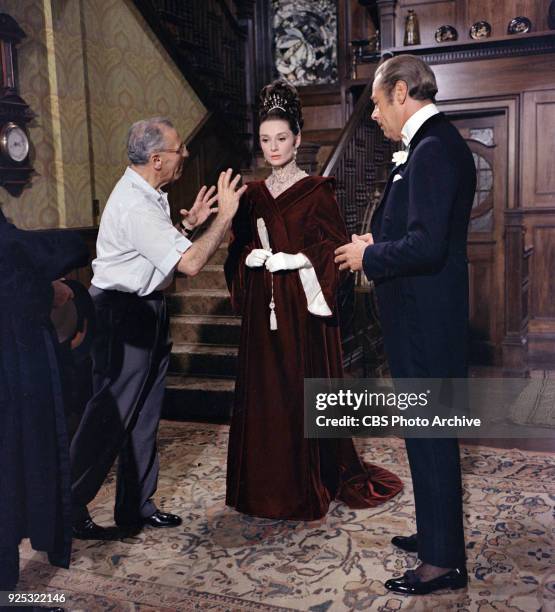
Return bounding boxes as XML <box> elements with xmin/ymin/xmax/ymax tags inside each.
<box><xmin>335</xmin><ymin>55</ymin><xmax>476</xmax><ymax>595</ymax></box>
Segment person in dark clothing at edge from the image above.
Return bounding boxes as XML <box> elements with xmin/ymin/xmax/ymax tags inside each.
<box><xmin>0</xmin><ymin>208</ymin><xmax>88</xmax><ymax>591</ymax></box>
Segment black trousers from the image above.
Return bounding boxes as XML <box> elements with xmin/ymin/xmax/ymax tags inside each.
<box><xmin>405</xmin><ymin>438</ymin><xmax>466</xmax><ymax>568</ymax></box>
<box><xmin>0</xmin><ymin>546</ymin><xmax>18</xmax><ymax>590</ymax></box>
<box><xmin>70</xmin><ymin>287</ymin><xmax>171</xmax><ymax>525</ymax></box>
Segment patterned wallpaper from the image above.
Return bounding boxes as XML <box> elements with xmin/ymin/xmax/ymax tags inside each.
<box><xmin>83</xmin><ymin>0</ymin><xmax>206</xmax><ymax>216</ymax></box>
<box><xmin>0</xmin><ymin>0</ymin><xmax>206</xmax><ymax>229</ymax></box>
<box><xmin>0</xmin><ymin>0</ymin><xmax>61</xmax><ymax>228</ymax></box>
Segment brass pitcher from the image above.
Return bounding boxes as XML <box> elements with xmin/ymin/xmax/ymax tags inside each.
<box><xmin>404</xmin><ymin>9</ymin><xmax>421</xmax><ymax>46</ymax></box>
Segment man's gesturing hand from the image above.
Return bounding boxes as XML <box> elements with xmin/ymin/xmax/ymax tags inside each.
<box><xmin>180</xmin><ymin>185</ymin><xmax>218</xmax><ymax>230</ymax></box>
<box><xmin>334</xmin><ymin>234</ymin><xmax>371</xmax><ymax>272</ymax></box>
<box><xmin>217</xmin><ymin>168</ymin><xmax>247</xmax><ymax>220</ymax></box>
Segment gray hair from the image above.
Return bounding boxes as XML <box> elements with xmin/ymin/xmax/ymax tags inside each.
<box><xmin>127</xmin><ymin>117</ymin><xmax>174</xmax><ymax>165</ymax></box>
<box><xmin>375</xmin><ymin>55</ymin><xmax>438</xmax><ymax>102</ymax></box>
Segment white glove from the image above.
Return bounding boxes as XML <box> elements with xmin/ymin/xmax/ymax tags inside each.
<box><xmin>265</xmin><ymin>252</ymin><xmax>311</xmax><ymax>273</ymax></box>
<box><xmin>246</xmin><ymin>248</ymin><xmax>272</xmax><ymax>268</ymax></box>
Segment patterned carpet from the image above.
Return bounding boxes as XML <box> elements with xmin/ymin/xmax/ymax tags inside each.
<box><xmin>18</xmin><ymin>422</ymin><xmax>554</xmax><ymax>611</ymax></box>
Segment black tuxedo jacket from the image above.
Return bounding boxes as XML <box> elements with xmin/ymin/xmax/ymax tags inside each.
<box><xmin>363</xmin><ymin>113</ymin><xmax>476</xmax><ymax>377</ymax></box>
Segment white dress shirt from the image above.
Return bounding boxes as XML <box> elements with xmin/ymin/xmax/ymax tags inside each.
<box><xmin>91</xmin><ymin>167</ymin><xmax>191</xmax><ymax>296</ymax></box>
<box><xmin>401</xmin><ymin>103</ymin><xmax>440</xmax><ymax>148</ymax></box>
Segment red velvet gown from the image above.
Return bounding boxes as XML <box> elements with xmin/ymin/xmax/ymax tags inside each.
<box><xmin>225</xmin><ymin>176</ymin><xmax>402</xmax><ymax>520</ymax></box>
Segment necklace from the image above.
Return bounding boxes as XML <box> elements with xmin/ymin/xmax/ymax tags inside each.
<box><xmin>265</xmin><ymin>158</ymin><xmax>308</xmax><ymax>198</ymax></box>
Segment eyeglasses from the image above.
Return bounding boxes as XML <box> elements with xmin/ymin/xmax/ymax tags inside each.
<box><xmin>158</xmin><ymin>143</ymin><xmax>186</xmax><ymax>155</ymax></box>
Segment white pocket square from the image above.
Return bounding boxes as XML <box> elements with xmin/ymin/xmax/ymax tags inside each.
<box><xmin>393</xmin><ymin>174</ymin><xmax>403</xmax><ymax>182</ymax></box>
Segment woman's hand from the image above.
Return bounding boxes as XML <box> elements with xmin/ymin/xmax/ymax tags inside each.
<box><xmin>265</xmin><ymin>252</ymin><xmax>310</xmax><ymax>273</ymax></box>
<box><xmin>246</xmin><ymin>248</ymin><xmax>272</xmax><ymax>268</ymax></box>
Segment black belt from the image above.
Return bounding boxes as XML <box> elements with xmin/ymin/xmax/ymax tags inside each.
<box><xmin>90</xmin><ymin>287</ymin><xmax>164</xmax><ymax>302</ymax></box>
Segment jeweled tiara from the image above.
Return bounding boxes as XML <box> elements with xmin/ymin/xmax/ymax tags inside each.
<box><xmin>262</xmin><ymin>93</ymin><xmax>289</xmax><ymax>113</ymax></box>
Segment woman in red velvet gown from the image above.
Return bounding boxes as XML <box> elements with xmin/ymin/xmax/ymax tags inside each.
<box><xmin>224</xmin><ymin>81</ymin><xmax>402</xmax><ymax>520</ymax></box>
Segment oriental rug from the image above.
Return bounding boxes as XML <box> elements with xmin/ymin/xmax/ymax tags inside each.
<box><xmin>18</xmin><ymin>422</ymin><xmax>554</xmax><ymax>611</ymax></box>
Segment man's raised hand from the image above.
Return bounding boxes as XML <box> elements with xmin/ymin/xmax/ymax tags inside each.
<box><xmin>180</xmin><ymin>185</ymin><xmax>218</xmax><ymax>230</ymax></box>
<box><xmin>217</xmin><ymin>168</ymin><xmax>247</xmax><ymax>219</ymax></box>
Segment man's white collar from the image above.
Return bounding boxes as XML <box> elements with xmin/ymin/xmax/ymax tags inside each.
<box><xmin>125</xmin><ymin>166</ymin><xmax>167</xmax><ymax>202</ymax></box>
<box><xmin>401</xmin><ymin>103</ymin><xmax>439</xmax><ymax>147</ymax></box>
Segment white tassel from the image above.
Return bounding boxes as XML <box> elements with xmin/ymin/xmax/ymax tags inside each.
<box><xmin>256</xmin><ymin>217</ymin><xmax>278</xmax><ymax>331</ymax></box>
<box><xmin>269</xmin><ymin>280</ymin><xmax>277</xmax><ymax>330</ymax></box>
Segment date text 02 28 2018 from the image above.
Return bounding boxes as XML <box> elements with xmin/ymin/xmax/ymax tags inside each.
<box><xmin>0</xmin><ymin>592</ymin><xmax>67</xmax><ymax>606</ymax></box>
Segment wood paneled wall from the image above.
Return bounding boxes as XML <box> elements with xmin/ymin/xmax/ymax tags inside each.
<box><xmin>520</xmin><ymin>88</ymin><xmax>555</xmax><ymax>366</ymax></box>
<box><xmin>393</xmin><ymin>0</ymin><xmax>550</xmax><ymax>48</ymax></box>
<box><xmin>347</xmin><ymin>1</ymin><xmax>555</xmax><ymax>369</ymax></box>
<box><xmin>432</xmin><ymin>52</ymin><xmax>555</xmax><ymax>368</ymax></box>
<box><xmin>522</xmin><ymin>90</ymin><xmax>555</xmax><ymax>209</ymax></box>
<box><xmin>394</xmin><ymin>0</ymin><xmax>461</xmax><ymax>47</ymax></box>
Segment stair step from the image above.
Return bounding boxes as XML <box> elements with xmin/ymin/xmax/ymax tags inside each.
<box><xmin>163</xmin><ymin>375</ymin><xmax>235</xmax><ymax>420</ymax></box>
<box><xmin>167</xmin><ymin>288</ymin><xmax>233</xmax><ymax>316</ymax></box>
<box><xmin>166</xmin><ymin>374</ymin><xmax>235</xmax><ymax>390</ymax></box>
<box><xmin>169</xmin><ymin>342</ymin><xmax>238</xmax><ymax>376</ymax></box>
<box><xmin>302</xmin><ymin>128</ymin><xmax>342</xmax><ymax>146</ymax></box>
<box><xmin>241</xmin><ymin>167</ymin><xmax>270</xmax><ymax>182</ymax></box>
<box><xmin>208</xmin><ymin>244</ymin><xmax>229</xmax><ymax>265</ymax></box>
<box><xmin>175</xmin><ymin>265</ymin><xmax>227</xmax><ymax>291</ymax></box>
<box><xmin>170</xmin><ymin>314</ymin><xmax>241</xmax><ymax>344</ymax></box>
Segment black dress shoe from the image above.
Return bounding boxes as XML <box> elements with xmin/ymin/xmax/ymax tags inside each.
<box><xmin>143</xmin><ymin>510</ymin><xmax>182</xmax><ymax>528</ymax></box>
<box><xmin>391</xmin><ymin>533</ymin><xmax>418</xmax><ymax>553</ymax></box>
<box><xmin>72</xmin><ymin>518</ymin><xmax>121</xmax><ymax>540</ymax></box>
<box><xmin>385</xmin><ymin>567</ymin><xmax>468</xmax><ymax>595</ymax></box>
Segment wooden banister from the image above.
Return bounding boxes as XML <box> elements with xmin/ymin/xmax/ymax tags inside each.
<box><xmin>321</xmin><ymin>80</ymin><xmax>396</xmax><ymax>237</ymax></box>
<box><xmin>321</xmin><ymin>81</ymin><xmax>373</xmax><ymax>178</ymax></box>
<box><xmin>133</xmin><ymin>0</ymin><xmax>250</xmax><ymax>159</ymax></box>
<box><xmin>320</xmin><ymin>78</ymin><xmax>396</xmax><ymax>375</ymax></box>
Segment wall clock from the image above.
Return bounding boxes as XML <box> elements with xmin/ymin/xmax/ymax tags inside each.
<box><xmin>0</xmin><ymin>13</ymin><xmax>34</xmax><ymax>196</ymax></box>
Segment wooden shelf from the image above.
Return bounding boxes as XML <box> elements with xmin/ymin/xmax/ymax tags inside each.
<box><xmin>359</xmin><ymin>31</ymin><xmax>555</xmax><ymax>65</ymax></box>
<box><xmin>385</xmin><ymin>30</ymin><xmax>555</xmax><ymax>54</ymax></box>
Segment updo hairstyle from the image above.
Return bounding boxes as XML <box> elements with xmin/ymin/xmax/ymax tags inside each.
<box><xmin>258</xmin><ymin>80</ymin><xmax>304</xmax><ymax>135</ymax></box>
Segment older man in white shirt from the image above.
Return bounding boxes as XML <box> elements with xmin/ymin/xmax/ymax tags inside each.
<box><xmin>70</xmin><ymin>117</ymin><xmax>245</xmax><ymax>539</ymax></box>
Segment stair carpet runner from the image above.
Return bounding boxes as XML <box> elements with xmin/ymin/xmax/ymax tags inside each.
<box><xmin>164</xmin><ymin>242</ymin><xmax>239</xmax><ymax>420</ymax></box>
<box><xmin>164</xmin><ymin>154</ymin><xmax>326</xmax><ymax>420</ymax></box>
<box><xmin>164</xmin><ymin>158</ymin><xmax>275</xmax><ymax>420</ymax></box>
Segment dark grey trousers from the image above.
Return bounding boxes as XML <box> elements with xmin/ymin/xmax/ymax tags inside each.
<box><xmin>70</xmin><ymin>287</ymin><xmax>171</xmax><ymax>526</ymax></box>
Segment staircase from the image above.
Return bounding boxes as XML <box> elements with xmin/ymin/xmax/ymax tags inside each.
<box><xmin>163</xmin><ymin>243</ymin><xmax>240</xmax><ymax>420</ymax></box>
<box><xmin>131</xmin><ymin>1</ymin><xmax>378</xmax><ymax>422</ymax></box>
<box><xmin>163</xmin><ymin>139</ymin><xmax>330</xmax><ymax>421</ymax></box>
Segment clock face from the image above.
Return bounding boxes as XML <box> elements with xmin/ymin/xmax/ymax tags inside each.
<box><xmin>1</xmin><ymin>122</ymin><xmax>29</xmax><ymax>163</ymax></box>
